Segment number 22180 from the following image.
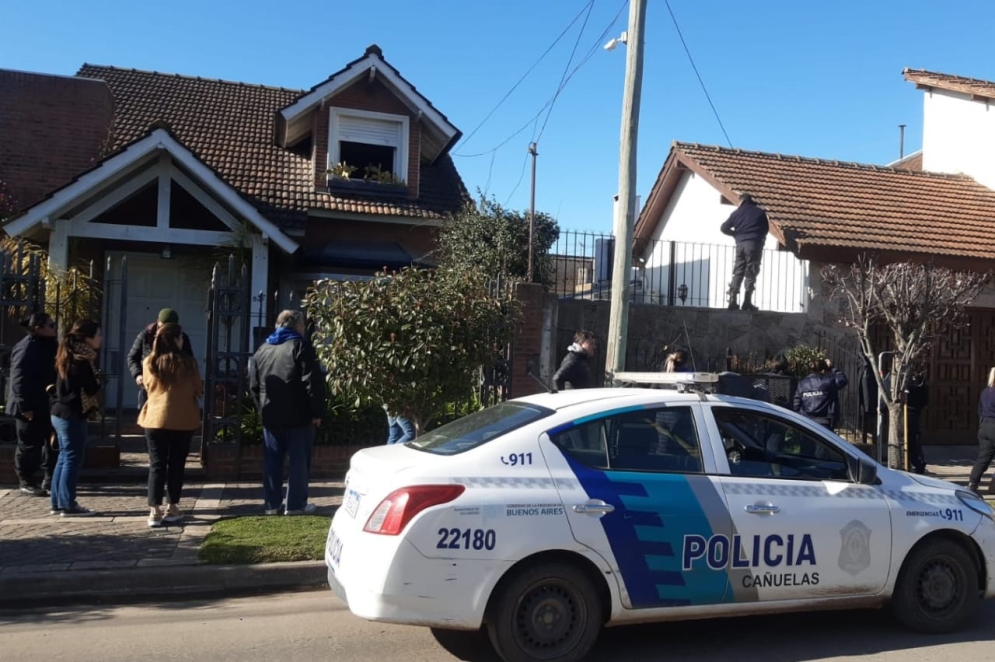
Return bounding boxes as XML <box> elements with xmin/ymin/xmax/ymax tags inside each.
<box><xmin>437</xmin><ymin>527</ymin><xmax>496</xmax><ymax>551</ymax></box>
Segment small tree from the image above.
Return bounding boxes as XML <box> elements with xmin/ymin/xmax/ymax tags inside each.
<box><xmin>822</xmin><ymin>255</ymin><xmax>990</xmax><ymax>468</ymax></box>
<box><xmin>304</xmin><ymin>266</ymin><xmax>519</xmax><ymax>434</ymax></box>
<box><xmin>437</xmin><ymin>193</ymin><xmax>560</xmax><ymax>286</ymax></box>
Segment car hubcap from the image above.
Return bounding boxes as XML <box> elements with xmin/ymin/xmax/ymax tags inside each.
<box><xmin>514</xmin><ymin>582</ymin><xmax>583</xmax><ymax>658</ymax></box>
<box><xmin>917</xmin><ymin>559</ymin><xmax>960</xmax><ymax>613</ymax></box>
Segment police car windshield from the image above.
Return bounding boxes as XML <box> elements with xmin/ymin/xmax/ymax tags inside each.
<box><xmin>409</xmin><ymin>402</ymin><xmax>554</xmax><ymax>455</ymax></box>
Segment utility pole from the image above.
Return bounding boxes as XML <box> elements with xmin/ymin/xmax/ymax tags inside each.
<box><xmin>604</xmin><ymin>0</ymin><xmax>647</xmax><ymax>379</ymax></box>
<box><xmin>527</xmin><ymin>142</ymin><xmax>538</xmax><ymax>283</ymax></box>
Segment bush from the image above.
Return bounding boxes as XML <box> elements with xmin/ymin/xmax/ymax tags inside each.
<box><xmin>783</xmin><ymin>344</ymin><xmax>827</xmax><ymax>377</ymax></box>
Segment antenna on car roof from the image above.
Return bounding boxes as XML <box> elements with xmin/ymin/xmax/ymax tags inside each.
<box><xmin>526</xmin><ymin>360</ymin><xmax>557</xmax><ymax>394</ymax></box>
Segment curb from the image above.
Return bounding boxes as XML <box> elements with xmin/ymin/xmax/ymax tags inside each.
<box><xmin>0</xmin><ymin>560</ymin><xmax>328</xmax><ymax>606</ymax></box>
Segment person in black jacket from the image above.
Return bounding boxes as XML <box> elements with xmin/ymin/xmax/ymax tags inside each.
<box><xmin>128</xmin><ymin>308</ymin><xmax>193</xmax><ymax>409</ymax></box>
<box><xmin>250</xmin><ymin>310</ymin><xmax>326</xmax><ymax>515</ymax></box>
<box><xmin>969</xmin><ymin>368</ymin><xmax>995</xmax><ymax>494</ymax></box>
<box><xmin>905</xmin><ymin>372</ymin><xmax>928</xmax><ymax>474</ymax></box>
<box><xmin>553</xmin><ymin>330</ymin><xmax>596</xmax><ymax>390</ymax></box>
<box><xmin>7</xmin><ymin>312</ymin><xmax>59</xmax><ymax>496</ymax></box>
<box><xmin>720</xmin><ymin>193</ymin><xmax>769</xmax><ymax>311</ymax></box>
<box><xmin>793</xmin><ymin>358</ymin><xmax>849</xmax><ymax>431</ymax></box>
<box><xmin>50</xmin><ymin>319</ymin><xmax>103</xmax><ymax>517</ymax></box>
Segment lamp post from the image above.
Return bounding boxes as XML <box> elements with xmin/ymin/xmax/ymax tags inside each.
<box><xmin>603</xmin><ymin>0</ymin><xmax>648</xmax><ymax>380</ymax></box>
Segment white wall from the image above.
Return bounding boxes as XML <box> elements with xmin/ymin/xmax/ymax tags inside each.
<box><xmin>922</xmin><ymin>88</ymin><xmax>995</xmax><ymax>189</ymax></box>
<box><xmin>638</xmin><ymin>170</ymin><xmax>809</xmax><ymax>312</ymax></box>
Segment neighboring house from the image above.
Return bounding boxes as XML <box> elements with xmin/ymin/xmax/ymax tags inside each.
<box><xmin>634</xmin><ymin>66</ymin><xmax>995</xmax><ymax>444</ymax></box>
<box><xmin>0</xmin><ymin>44</ymin><xmax>467</xmax><ymax>408</ymax></box>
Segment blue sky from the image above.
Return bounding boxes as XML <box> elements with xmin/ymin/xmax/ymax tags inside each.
<box><xmin>2</xmin><ymin>0</ymin><xmax>994</xmax><ymax>232</ymax></box>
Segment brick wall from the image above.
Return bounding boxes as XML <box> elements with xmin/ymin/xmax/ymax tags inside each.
<box><xmin>510</xmin><ymin>283</ymin><xmax>558</xmax><ymax>399</ymax></box>
<box><xmin>203</xmin><ymin>443</ymin><xmax>367</xmax><ymax>481</ymax></box>
<box><xmin>312</xmin><ymin>78</ymin><xmax>421</xmax><ymax>198</ymax></box>
<box><xmin>0</xmin><ymin>70</ymin><xmax>115</xmax><ymax>211</ymax></box>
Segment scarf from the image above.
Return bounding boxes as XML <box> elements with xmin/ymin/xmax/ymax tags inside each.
<box><xmin>68</xmin><ymin>338</ymin><xmax>101</xmax><ymax>419</ymax></box>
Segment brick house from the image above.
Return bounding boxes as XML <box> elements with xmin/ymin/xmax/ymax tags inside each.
<box><xmin>631</xmin><ymin>67</ymin><xmax>995</xmax><ymax>444</ymax></box>
<box><xmin>0</xmin><ymin>45</ymin><xmax>467</xmax><ymax>408</ymax></box>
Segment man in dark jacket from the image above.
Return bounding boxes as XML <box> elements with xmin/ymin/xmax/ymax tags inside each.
<box><xmin>250</xmin><ymin>310</ymin><xmax>326</xmax><ymax>515</ymax></box>
<box><xmin>720</xmin><ymin>193</ymin><xmax>769</xmax><ymax>311</ymax></box>
<box><xmin>905</xmin><ymin>372</ymin><xmax>929</xmax><ymax>474</ymax></box>
<box><xmin>793</xmin><ymin>358</ymin><xmax>849</xmax><ymax>431</ymax></box>
<box><xmin>7</xmin><ymin>312</ymin><xmax>58</xmax><ymax>495</ymax></box>
<box><xmin>128</xmin><ymin>308</ymin><xmax>193</xmax><ymax>409</ymax></box>
<box><xmin>553</xmin><ymin>330</ymin><xmax>596</xmax><ymax>391</ymax></box>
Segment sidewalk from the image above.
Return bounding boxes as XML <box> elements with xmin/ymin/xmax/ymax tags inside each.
<box><xmin>0</xmin><ymin>478</ymin><xmax>343</xmax><ymax>604</ymax></box>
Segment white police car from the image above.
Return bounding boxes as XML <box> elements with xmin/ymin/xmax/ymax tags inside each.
<box><xmin>325</xmin><ymin>373</ymin><xmax>995</xmax><ymax>662</ymax></box>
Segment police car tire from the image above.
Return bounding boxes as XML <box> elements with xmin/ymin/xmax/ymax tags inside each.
<box><xmin>486</xmin><ymin>562</ymin><xmax>603</xmax><ymax>662</ymax></box>
<box><xmin>891</xmin><ymin>539</ymin><xmax>981</xmax><ymax>634</ymax></box>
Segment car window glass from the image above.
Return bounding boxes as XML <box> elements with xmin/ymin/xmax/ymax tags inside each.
<box><xmin>550</xmin><ymin>406</ymin><xmax>702</xmax><ymax>474</ymax></box>
<box><xmin>711</xmin><ymin>407</ymin><xmax>848</xmax><ymax>481</ymax></box>
<box><xmin>409</xmin><ymin>402</ymin><xmax>554</xmax><ymax>455</ymax></box>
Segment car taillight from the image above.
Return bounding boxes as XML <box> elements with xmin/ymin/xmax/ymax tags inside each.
<box><xmin>363</xmin><ymin>485</ymin><xmax>466</xmax><ymax>535</ymax></box>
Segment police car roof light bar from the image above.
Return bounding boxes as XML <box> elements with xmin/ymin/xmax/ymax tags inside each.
<box><xmin>611</xmin><ymin>371</ymin><xmax>720</xmax><ymax>386</ymax></box>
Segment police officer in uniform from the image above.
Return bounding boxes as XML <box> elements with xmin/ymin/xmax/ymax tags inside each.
<box><xmin>793</xmin><ymin>358</ymin><xmax>849</xmax><ymax>432</ymax></box>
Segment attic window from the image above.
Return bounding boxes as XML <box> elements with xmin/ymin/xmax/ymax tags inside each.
<box><xmin>329</xmin><ymin>108</ymin><xmax>409</xmax><ymax>184</ymax></box>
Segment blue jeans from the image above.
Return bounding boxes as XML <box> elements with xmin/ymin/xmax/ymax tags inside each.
<box><xmin>387</xmin><ymin>415</ymin><xmax>415</xmax><ymax>444</ymax></box>
<box><xmin>50</xmin><ymin>415</ymin><xmax>88</xmax><ymax>511</ymax></box>
<box><xmin>263</xmin><ymin>426</ymin><xmax>314</xmax><ymax>512</ymax></box>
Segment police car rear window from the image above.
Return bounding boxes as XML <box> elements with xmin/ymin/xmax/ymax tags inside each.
<box><xmin>409</xmin><ymin>402</ymin><xmax>554</xmax><ymax>455</ymax></box>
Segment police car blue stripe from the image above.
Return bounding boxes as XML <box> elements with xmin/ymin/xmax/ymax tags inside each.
<box><xmin>563</xmin><ymin>453</ymin><xmax>734</xmax><ymax>608</ymax></box>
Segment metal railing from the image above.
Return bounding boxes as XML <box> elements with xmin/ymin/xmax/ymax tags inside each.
<box><xmin>550</xmin><ymin>231</ymin><xmax>809</xmax><ymax>313</ymax></box>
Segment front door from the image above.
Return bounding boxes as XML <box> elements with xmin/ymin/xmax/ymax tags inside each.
<box><xmin>543</xmin><ymin>403</ymin><xmax>737</xmax><ymax>609</ymax></box>
<box><xmin>704</xmin><ymin>403</ymin><xmax>893</xmax><ymax>602</ymax></box>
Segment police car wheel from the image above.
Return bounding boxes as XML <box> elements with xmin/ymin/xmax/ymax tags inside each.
<box><xmin>487</xmin><ymin>562</ymin><xmax>603</xmax><ymax>662</ymax></box>
<box><xmin>891</xmin><ymin>539</ymin><xmax>981</xmax><ymax>634</ymax></box>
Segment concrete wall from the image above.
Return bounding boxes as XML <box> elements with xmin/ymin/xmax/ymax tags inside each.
<box><xmin>922</xmin><ymin>88</ymin><xmax>995</xmax><ymax>188</ymax></box>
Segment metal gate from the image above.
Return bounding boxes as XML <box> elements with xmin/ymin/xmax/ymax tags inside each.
<box><xmin>0</xmin><ymin>244</ymin><xmax>46</xmax><ymax>442</ymax></box>
<box><xmin>201</xmin><ymin>257</ymin><xmax>253</xmax><ymax>473</ymax></box>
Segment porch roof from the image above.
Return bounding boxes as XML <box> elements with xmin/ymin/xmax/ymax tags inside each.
<box><xmin>635</xmin><ymin>142</ymin><xmax>995</xmax><ymax>262</ymax></box>
<box><xmin>2</xmin><ymin>126</ymin><xmax>299</xmax><ymax>254</ymax></box>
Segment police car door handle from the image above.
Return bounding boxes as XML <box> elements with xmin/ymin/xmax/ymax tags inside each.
<box><xmin>745</xmin><ymin>503</ymin><xmax>781</xmax><ymax>515</ymax></box>
<box><xmin>573</xmin><ymin>500</ymin><xmax>615</xmax><ymax>516</ymax></box>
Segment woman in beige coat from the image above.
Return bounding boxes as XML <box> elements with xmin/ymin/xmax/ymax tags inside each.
<box><xmin>138</xmin><ymin>323</ymin><xmax>202</xmax><ymax>528</ymax></box>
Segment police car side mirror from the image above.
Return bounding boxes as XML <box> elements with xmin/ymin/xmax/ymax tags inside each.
<box><xmin>848</xmin><ymin>456</ymin><xmax>878</xmax><ymax>485</ymax></box>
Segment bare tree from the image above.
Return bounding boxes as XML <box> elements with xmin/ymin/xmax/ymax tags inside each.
<box><xmin>822</xmin><ymin>255</ymin><xmax>990</xmax><ymax>468</ymax></box>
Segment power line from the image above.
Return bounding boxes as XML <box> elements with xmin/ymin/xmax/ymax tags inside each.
<box><xmin>535</xmin><ymin>0</ymin><xmax>596</xmax><ymax>144</ymax></box>
<box><xmin>456</xmin><ymin>0</ymin><xmax>629</xmax><ymax>160</ymax></box>
<box><xmin>664</xmin><ymin>0</ymin><xmax>733</xmax><ymax>147</ymax></box>
<box><xmin>455</xmin><ymin>1</ymin><xmax>596</xmax><ymax>153</ymax></box>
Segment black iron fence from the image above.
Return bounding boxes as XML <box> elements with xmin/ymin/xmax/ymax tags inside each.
<box><xmin>550</xmin><ymin>230</ymin><xmax>809</xmax><ymax>313</ymax></box>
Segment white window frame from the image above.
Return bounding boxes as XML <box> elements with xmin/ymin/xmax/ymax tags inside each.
<box><xmin>328</xmin><ymin>108</ymin><xmax>409</xmax><ymax>181</ymax></box>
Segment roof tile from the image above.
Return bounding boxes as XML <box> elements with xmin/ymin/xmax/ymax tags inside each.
<box><xmin>657</xmin><ymin>142</ymin><xmax>995</xmax><ymax>260</ymax></box>
<box><xmin>903</xmin><ymin>68</ymin><xmax>995</xmax><ymax>102</ymax></box>
<box><xmin>75</xmin><ymin>64</ymin><xmax>467</xmax><ymax>230</ymax></box>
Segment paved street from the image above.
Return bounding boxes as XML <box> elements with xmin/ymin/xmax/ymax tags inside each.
<box><xmin>3</xmin><ymin>590</ymin><xmax>995</xmax><ymax>661</ymax></box>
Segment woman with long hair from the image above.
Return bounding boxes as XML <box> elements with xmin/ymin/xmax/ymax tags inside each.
<box><xmin>50</xmin><ymin>319</ymin><xmax>103</xmax><ymax>517</ymax></box>
<box><xmin>138</xmin><ymin>322</ymin><xmax>202</xmax><ymax>528</ymax></box>
<box><xmin>968</xmin><ymin>368</ymin><xmax>995</xmax><ymax>493</ymax></box>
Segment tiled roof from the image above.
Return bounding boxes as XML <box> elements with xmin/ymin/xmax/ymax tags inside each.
<box><xmin>637</xmin><ymin>142</ymin><xmax>995</xmax><ymax>260</ymax></box>
<box><xmin>889</xmin><ymin>150</ymin><xmax>922</xmax><ymax>171</ymax></box>
<box><xmin>75</xmin><ymin>64</ymin><xmax>467</xmax><ymax>230</ymax></box>
<box><xmin>904</xmin><ymin>68</ymin><xmax>995</xmax><ymax>102</ymax></box>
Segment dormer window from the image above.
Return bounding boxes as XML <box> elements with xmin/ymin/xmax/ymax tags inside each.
<box><xmin>328</xmin><ymin>108</ymin><xmax>409</xmax><ymax>184</ymax></box>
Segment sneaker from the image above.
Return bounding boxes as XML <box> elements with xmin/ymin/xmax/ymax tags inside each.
<box><xmin>61</xmin><ymin>505</ymin><xmax>98</xmax><ymax>518</ymax></box>
<box><xmin>148</xmin><ymin>508</ymin><xmax>164</xmax><ymax>528</ymax></box>
<box><xmin>19</xmin><ymin>485</ymin><xmax>46</xmax><ymax>497</ymax></box>
<box><xmin>49</xmin><ymin>508</ymin><xmax>62</xmax><ymax>516</ymax></box>
<box><xmin>264</xmin><ymin>503</ymin><xmax>283</xmax><ymax>516</ymax></box>
<box><xmin>163</xmin><ymin>506</ymin><xmax>184</xmax><ymax>524</ymax></box>
<box><xmin>285</xmin><ymin>503</ymin><xmax>317</xmax><ymax>516</ymax></box>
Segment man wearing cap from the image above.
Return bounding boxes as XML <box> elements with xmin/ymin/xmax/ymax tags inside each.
<box><xmin>128</xmin><ymin>309</ymin><xmax>194</xmax><ymax>409</ymax></box>
<box><xmin>720</xmin><ymin>193</ymin><xmax>769</xmax><ymax>312</ymax></box>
